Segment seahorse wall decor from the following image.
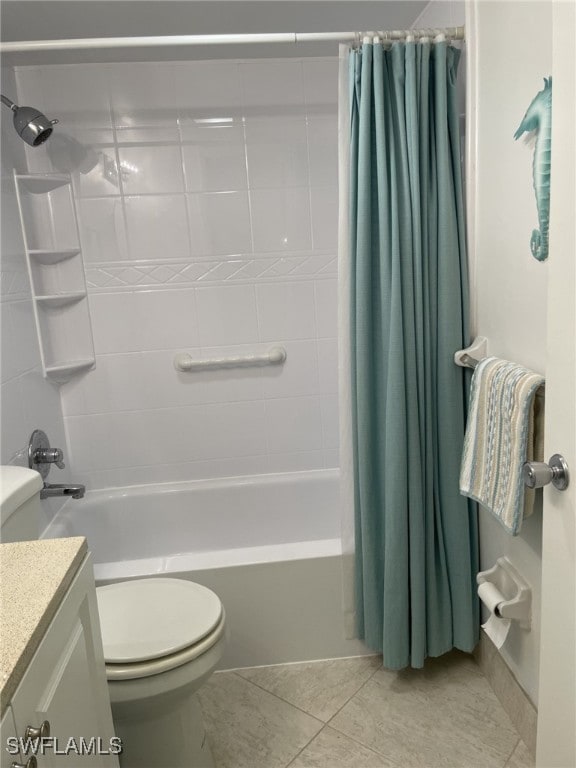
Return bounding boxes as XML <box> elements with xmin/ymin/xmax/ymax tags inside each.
<box><xmin>514</xmin><ymin>77</ymin><xmax>552</xmax><ymax>262</ymax></box>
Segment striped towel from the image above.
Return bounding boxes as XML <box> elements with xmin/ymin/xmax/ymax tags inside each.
<box><xmin>460</xmin><ymin>357</ymin><xmax>545</xmax><ymax>536</ymax></box>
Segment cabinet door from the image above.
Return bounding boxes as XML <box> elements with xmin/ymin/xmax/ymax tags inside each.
<box><xmin>1</xmin><ymin>705</ymin><xmax>22</xmax><ymax>767</ymax></box>
<box><xmin>10</xmin><ymin>558</ymin><xmax>119</xmax><ymax>767</ymax></box>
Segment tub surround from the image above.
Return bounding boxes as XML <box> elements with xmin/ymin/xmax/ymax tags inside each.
<box><xmin>0</xmin><ymin>63</ymin><xmax>69</xmax><ymax>478</ymax></box>
<box><xmin>0</xmin><ymin>536</ymin><xmax>86</xmax><ymax>713</ymax></box>
<box><xmin>15</xmin><ymin>57</ymin><xmax>340</xmax><ymax>492</ymax></box>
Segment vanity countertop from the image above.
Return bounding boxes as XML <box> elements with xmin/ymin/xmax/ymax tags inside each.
<box><xmin>0</xmin><ymin>537</ymin><xmax>87</xmax><ymax>715</ymax></box>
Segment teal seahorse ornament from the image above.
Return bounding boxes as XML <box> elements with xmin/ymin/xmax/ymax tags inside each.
<box><xmin>514</xmin><ymin>77</ymin><xmax>552</xmax><ymax>262</ymax></box>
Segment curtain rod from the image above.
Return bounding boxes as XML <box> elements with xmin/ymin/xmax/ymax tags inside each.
<box><xmin>0</xmin><ymin>27</ymin><xmax>464</xmax><ymax>54</ymax></box>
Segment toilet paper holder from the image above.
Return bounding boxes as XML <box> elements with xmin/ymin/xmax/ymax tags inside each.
<box><xmin>477</xmin><ymin>557</ymin><xmax>532</xmax><ymax>630</ymax></box>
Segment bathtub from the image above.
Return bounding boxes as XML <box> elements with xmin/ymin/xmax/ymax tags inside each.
<box><xmin>42</xmin><ymin>470</ymin><xmax>369</xmax><ymax>668</ymax></box>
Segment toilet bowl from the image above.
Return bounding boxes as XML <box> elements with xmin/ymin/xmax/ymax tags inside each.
<box><xmin>0</xmin><ymin>466</ymin><xmax>225</xmax><ymax>768</ymax></box>
<box><xmin>96</xmin><ymin>578</ymin><xmax>225</xmax><ymax>768</ymax></box>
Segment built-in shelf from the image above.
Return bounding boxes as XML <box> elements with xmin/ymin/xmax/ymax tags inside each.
<box><xmin>45</xmin><ymin>359</ymin><xmax>96</xmax><ymax>381</ymax></box>
<box><xmin>14</xmin><ymin>171</ymin><xmax>95</xmax><ymax>382</ymax></box>
<box><xmin>35</xmin><ymin>292</ymin><xmax>87</xmax><ymax>309</ymax></box>
<box><xmin>28</xmin><ymin>249</ymin><xmax>81</xmax><ymax>265</ymax></box>
<box><xmin>15</xmin><ymin>174</ymin><xmax>71</xmax><ymax>194</ymax></box>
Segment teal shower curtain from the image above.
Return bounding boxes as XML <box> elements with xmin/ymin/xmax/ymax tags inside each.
<box><xmin>348</xmin><ymin>39</ymin><xmax>479</xmax><ymax>669</ymax></box>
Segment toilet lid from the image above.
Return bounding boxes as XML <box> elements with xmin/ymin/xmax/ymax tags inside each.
<box><xmin>96</xmin><ymin>578</ymin><xmax>222</xmax><ymax>663</ymax></box>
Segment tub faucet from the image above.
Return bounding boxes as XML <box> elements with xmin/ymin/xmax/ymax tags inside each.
<box><xmin>41</xmin><ymin>483</ymin><xmax>86</xmax><ymax>500</ymax></box>
<box><xmin>28</xmin><ymin>429</ymin><xmax>86</xmax><ymax>500</ymax></box>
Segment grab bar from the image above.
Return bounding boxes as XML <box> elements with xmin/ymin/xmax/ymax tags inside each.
<box><xmin>174</xmin><ymin>346</ymin><xmax>287</xmax><ymax>372</ymax></box>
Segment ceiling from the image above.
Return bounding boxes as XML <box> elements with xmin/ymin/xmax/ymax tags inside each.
<box><xmin>0</xmin><ymin>1</ymin><xmax>430</xmax><ymax>64</ymax></box>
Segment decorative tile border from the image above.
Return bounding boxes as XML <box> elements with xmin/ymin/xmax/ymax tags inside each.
<box><xmin>85</xmin><ymin>254</ymin><xmax>337</xmax><ymax>291</ymax></box>
<box><xmin>474</xmin><ymin>633</ymin><xmax>538</xmax><ymax>756</ymax></box>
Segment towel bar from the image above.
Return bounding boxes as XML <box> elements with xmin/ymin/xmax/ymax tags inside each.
<box><xmin>459</xmin><ymin>352</ymin><xmax>480</xmax><ymax>369</ymax></box>
<box><xmin>455</xmin><ymin>341</ymin><xmax>545</xmax><ymax>398</ymax></box>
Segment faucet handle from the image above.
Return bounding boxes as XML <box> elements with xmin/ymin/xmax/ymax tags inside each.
<box><xmin>28</xmin><ymin>429</ymin><xmax>66</xmax><ymax>480</ymax></box>
<box><xmin>34</xmin><ymin>447</ymin><xmax>65</xmax><ymax>470</ymax></box>
<box><xmin>51</xmin><ymin>448</ymin><xmax>65</xmax><ymax>470</ymax></box>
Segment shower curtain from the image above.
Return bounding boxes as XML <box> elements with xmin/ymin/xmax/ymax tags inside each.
<box><xmin>338</xmin><ymin>37</ymin><xmax>479</xmax><ymax>669</ymax></box>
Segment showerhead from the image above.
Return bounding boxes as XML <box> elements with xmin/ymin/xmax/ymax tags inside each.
<box><xmin>1</xmin><ymin>94</ymin><xmax>58</xmax><ymax>147</ymax></box>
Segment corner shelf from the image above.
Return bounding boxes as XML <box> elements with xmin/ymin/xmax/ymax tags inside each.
<box><xmin>35</xmin><ymin>292</ymin><xmax>87</xmax><ymax>309</ymax></box>
<box><xmin>14</xmin><ymin>171</ymin><xmax>95</xmax><ymax>383</ymax></box>
<box><xmin>45</xmin><ymin>359</ymin><xmax>96</xmax><ymax>382</ymax></box>
<box><xmin>29</xmin><ymin>249</ymin><xmax>81</xmax><ymax>265</ymax></box>
<box><xmin>15</xmin><ymin>174</ymin><xmax>72</xmax><ymax>193</ymax></box>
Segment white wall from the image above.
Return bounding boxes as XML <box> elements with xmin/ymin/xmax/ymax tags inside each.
<box><xmin>1</xmin><ymin>2</ymin><xmax>428</xmax><ymax>64</ymax></box>
<box><xmin>468</xmin><ymin>0</ymin><xmax>552</xmax><ymax>705</ymax></box>
<box><xmin>0</xmin><ymin>64</ymin><xmax>68</xmax><ymax>520</ymax></box>
<box><xmin>416</xmin><ymin>0</ymin><xmax>548</xmax><ymax>708</ymax></box>
<box><xmin>16</xmin><ymin>58</ymin><xmax>340</xmax><ymax>489</ymax></box>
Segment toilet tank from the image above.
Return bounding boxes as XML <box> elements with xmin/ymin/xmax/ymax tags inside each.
<box><xmin>0</xmin><ymin>466</ymin><xmax>43</xmax><ymax>542</ymax></box>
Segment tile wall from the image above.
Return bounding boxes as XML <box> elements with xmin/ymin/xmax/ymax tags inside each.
<box><xmin>16</xmin><ymin>57</ymin><xmax>339</xmax><ymax>489</ymax></box>
<box><xmin>0</xmin><ymin>64</ymin><xmax>68</xmax><ymax>488</ymax></box>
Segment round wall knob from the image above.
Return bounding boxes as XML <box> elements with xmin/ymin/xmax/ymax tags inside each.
<box><xmin>25</xmin><ymin>720</ymin><xmax>50</xmax><ymax>740</ymax></box>
<box><xmin>522</xmin><ymin>461</ymin><xmax>553</xmax><ymax>489</ymax></box>
<box><xmin>523</xmin><ymin>454</ymin><xmax>570</xmax><ymax>491</ymax></box>
<box><xmin>11</xmin><ymin>757</ymin><xmax>37</xmax><ymax>768</ymax></box>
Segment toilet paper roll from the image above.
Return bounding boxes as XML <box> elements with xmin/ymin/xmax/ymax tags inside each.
<box><xmin>478</xmin><ymin>581</ymin><xmax>503</xmax><ymax>613</ymax></box>
<box><xmin>478</xmin><ymin>581</ymin><xmax>511</xmax><ymax>649</ymax></box>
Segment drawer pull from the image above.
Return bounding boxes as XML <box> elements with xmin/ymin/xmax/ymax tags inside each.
<box><xmin>25</xmin><ymin>720</ymin><xmax>50</xmax><ymax>740</ymax></box>
<box><xmin>11</xmin><ymin>757</ymin><xmax>37</xmax><ymax>768</ymax></box>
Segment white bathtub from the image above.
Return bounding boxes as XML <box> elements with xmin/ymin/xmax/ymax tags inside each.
<box><xmin>42</xmin><ymin>470</ymin><xmax>369</xmax><ymax>668</ymax></box>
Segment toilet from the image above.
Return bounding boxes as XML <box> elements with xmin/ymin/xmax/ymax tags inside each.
<box><xmin>0</xmin><ymin>466</ymin><xmax>225</xmax><ymax>768</ymax></box>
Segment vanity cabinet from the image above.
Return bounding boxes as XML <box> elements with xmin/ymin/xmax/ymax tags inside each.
<box><xmin>1</xmin><ymin>706</ymin><xmax>21</xmax><ymax>767</ymax></box>
<box><xmin>14</xmin><ymin>173</ymin><xmax>95</xmax><ymax>382</ymax></box>
<box><xmin>4</xmin><ymin>556</ymin><xmax>119</xmax><ymax>768</ymax></box>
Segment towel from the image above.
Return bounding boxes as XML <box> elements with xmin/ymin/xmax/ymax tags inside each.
<box><xmin>460</xmin><ymin>357</ymin><xmax>545</xmax><ymax>535</ymax></box>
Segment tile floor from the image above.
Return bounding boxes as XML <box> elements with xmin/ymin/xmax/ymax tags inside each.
<box><xmin>198</xmin><ymin>652</ymin><xmax>535</xmax><ymax>768</ymax></box>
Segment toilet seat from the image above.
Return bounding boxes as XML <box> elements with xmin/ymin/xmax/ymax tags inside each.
<box><xmin>104</xmin><ymin>612</ymin><xmax>226</xmax><ymax>680</ymax></box>
<box><xmin>96</xmin><ymin>578</ymin><xmax>224</xmax><ymax>680</ymax></box>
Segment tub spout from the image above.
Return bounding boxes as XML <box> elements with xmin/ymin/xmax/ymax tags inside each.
<box><xmin>41</xmin><ymin>483</ymin><xmax>86</xmax><ymax>500</ymax></box>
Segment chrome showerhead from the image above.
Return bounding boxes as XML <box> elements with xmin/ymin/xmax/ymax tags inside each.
<box><xmin>1</xmin><ymin>94</ymin><xmax>58</xmax><ymax>147</ymax></box>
